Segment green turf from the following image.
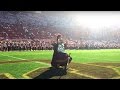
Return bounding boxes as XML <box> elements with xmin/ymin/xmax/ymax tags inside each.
<box><xmin>0</xmin><ymin>62</ymin><xmax>49</xmax><ymax>78</ymax></box>
<box><xmin>66</xmin><ymin>49</ymin><xmax>120</xmax><ymax>63</ymax></box>
<box><xmin>0</xmin><ymin>50</ymin><xmax>53</xmax><ymax>61</ymax></box>
<box><xmin>0</xmin><ymin>49</ymin><xmax>120</xmax><ymax>79</ymax></box>
<box><xmin>0</xmin><ymin>49</ymin><xmax>120</xmax><ymax>63</ymax></box>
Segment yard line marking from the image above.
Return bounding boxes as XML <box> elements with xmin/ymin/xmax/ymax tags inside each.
<box><xmin>82</xmin><ymin>63</ymin><xmax>117</xmax><ymax>72</ymax></box>
<box><xmin>68</xmin><ymin>68</ymin><xmax>99</xmax><ymax>79</ymax></box>
<box><xmin>1</xmin><ymin>54</ymin><xmax>51</xmax><ymax>67</ymax></box>
<box><xmin>112</xmin><ymin>67</ymin><xmax>120</xmax><ymax>76</ymax></box>
<box><xmin>81</xmin><ymin>63</ymin><xmax>115</xmax><ymax>69</ymax></box>
<box><xmin>82</xmin><ymin>63</ymin><xmax>120</xmax><ymax>78</ymax></box>
<box><xmin>4</xmin><ymin>73</ymin><xmax>16</xmax><ymax>79</ymax></box>
<box><xmin>22</xmin><ymin>66</ymin><xmax>50</xmax><ymax>79</ymax></box>
<box><xmin>79</xmin><ymin>57</ymin><xmax>120</xmax><ymax>61</ymax></box>
<box><xmin>111</xmin><ymin>76</ymin><xmax>120</xmax><ymax>79</ymax></box>
<box><xmin>0</xmin><ymin>73</ymin><xmax>16</xmax><ymax>79</ymax></box>
<box><xmin>1</xmin><ymin>54</ymin><xmax>26</xmax><ymax>60</ymax></box>
<box><xmin>0</xmin><ymin>54</ymin><xmax>52</xmax><ymax>79</ymax></box>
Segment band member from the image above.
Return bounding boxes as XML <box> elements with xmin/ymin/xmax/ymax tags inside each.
<box><xmin>51</xmin><ymin>34</ymin><xmax>72</xmax><ymax>69</ymax></box>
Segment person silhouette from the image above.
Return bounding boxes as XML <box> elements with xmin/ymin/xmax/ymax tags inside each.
<box><xmin>51</xmin><ymin>35</ymin><xmax>72</xmax><ymax>69</ymax></box>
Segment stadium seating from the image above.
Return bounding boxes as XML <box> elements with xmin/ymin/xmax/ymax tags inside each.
<box><xmin>0</xmin><ymin>11</ymin><xmax>120</xmax><ymax>51</ymax></box>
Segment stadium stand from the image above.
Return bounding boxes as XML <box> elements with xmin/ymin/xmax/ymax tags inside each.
<box><xmin>0</xmin><ymin>11</ymin><xmax>120</xmax><ymax>51</ymax></box>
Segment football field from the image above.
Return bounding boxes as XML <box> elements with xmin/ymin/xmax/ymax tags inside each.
<box><xmin>0</xmin><ymin>49</ymin><xmax>120</xmax><ymax>79</ymax></box>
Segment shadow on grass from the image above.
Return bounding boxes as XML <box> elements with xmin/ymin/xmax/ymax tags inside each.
<box><xmin>34</xmin><ymin>67</ymin><xmax>67</xmax><ymax>79</ymax></box>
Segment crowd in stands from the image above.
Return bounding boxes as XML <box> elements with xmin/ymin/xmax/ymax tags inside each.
<box><xmin>0</xmin><ymin>39</ymin><xmax>54</xmax><ymax>51</ymax></box>
<box><xmin>0</xmin><ymin>11</ymin><xmax>120</xmax><ymax>51</ymax></box>
<box><xmin>0</xmin><ymin>38</ymin><xmax>120</xmax><ymax>51</ymax></box>
<box><xmin>66</xmin><ymin>39</ymin><xmax>120</xmax><ymax>49</ymax></box>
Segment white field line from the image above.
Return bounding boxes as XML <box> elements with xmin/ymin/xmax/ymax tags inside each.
<box><xmin>1</xmin><ymin>54</ymin><xmax>26</xmax><ymax>60</ymax></box>
<box><xmin>1</xmin><ymin>53</ymin><xmax>116</xmax><ymax>79</ymax></box>
<box><xmin>1</xmin><ymin>54</ymin><xmax>52</xmax><ymax>66</ymax></box>
<box><xmin>83</xmin><ymin>63</ymin><xmax>120</xmax><ymax>70</ymax></box>
<box><xmin>111</xmin><ymin>76</ymin><xmax>120</xmax><ymax>79</ymax></box>
<box><xmin>68</xmin><ymin>68</ymin><xmax>99</xmax><ymax>79</ymax></box>
<box><xmin>82</xmin><ymin>63</ymin><xmax>120</xmax><ymax>78</ymax></box>
<box><xmin>4</xmin><ymin>73</ymin><xmax>16</xmax><ymax>79</ymax></box>
<box><xmin>22</xmin><ymin>66</ymin><xmax>50</xmax><ymax>79</ymax></box>
<box><xmin>0</xmin><ymin>54</ymin><xmax>51</xmax><ymax>79</ymax></box>
<box><xmin>78</xmin><ymin>57</ymin><xmax>116</xmax><ymax>61</ymax></box>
